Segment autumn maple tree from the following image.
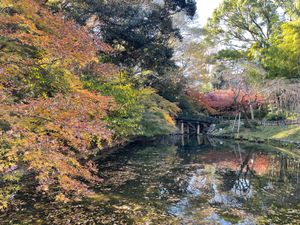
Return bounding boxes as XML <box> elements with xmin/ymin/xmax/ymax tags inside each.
<box><xmin>0</xmin><ymin>0</ymin><xmax>116</xmax><ymax>205</ymax></box>
<box><xmin>0</xmin><ymin>0</ymin><xmax>181</xmax><ymax>208</ymax></box>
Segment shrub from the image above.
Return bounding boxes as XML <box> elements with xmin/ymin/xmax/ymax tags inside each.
<box><xmin>266</xmin><ymin>112</ymin><xmax>287</xmax><ymax>121</ymax></box>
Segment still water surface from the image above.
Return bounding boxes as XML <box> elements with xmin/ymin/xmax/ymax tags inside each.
<box><xmin>1</xmin><ymin>136</ymin><xmax>300</xmax><ymax>224</ymax></box>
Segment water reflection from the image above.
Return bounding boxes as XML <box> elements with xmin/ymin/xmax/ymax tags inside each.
<box><xmin>1</xmin><ymin>136</ymin><xmax>300</xmax><ymax>224</ymax></box>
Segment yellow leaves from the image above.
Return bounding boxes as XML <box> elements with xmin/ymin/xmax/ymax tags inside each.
<box><xmin>24</xmin><ymin>150</ymin><xmax>53</xmax><ymax>174</ymax></box>
<box><xmin>0</xmin><ymin>152</ymin><xmax>17</xmax><ymax>174</ymax></box>
<box><xmin>0</xmin><ymin>135</ymin><xmax>22</xmax><ymax>211</ymax></box>
<box><xmin>65</xmin><ymin>72</ymin><xmax>83</xmax><ymax>91</ymax></box>
<box><xmin>162</xmin><ymin>112</ymin><xmax>176</xmax><ymax>126</ymax></box>
<box><xmin>0</xmin><ymin>0</ymin><xmax>12</xmax><ymax>8</ymax></box>
<box><xmin>280</xmin><ymin>19</ymin><xmax>300</xmax><ymax>54</ymax></box>
<box><xmin>0</xmin><ymin>156</ymin><xmax>18</xmax><ymax>174</ymax></box>
<box><xmin>23</xmin><ymin>147</ymin><xmax>95</xmax><ymax>196</ymax></box>
<box><xmin>68</xmin><ymin>158</ymin><xmax>81</xmax><ymax>168</ymax></box>
<box><xmin>59</xmin><ymin>175</ymin><xmax>87</xmax><ymax>194</ymax></box>
<box><xmin>0</xmin><ymin>183</ymin><xmax>20</xmax><ymax>211</ymax></box>
<box><xmin>55</xmin><ymin>193</ymin><xmax>70</xmax><ymax>203</ymax></box>
<box><xmin>0</xmin><ymin>135</ymin><xmax>19</xmax><ymax>179</ymax></box>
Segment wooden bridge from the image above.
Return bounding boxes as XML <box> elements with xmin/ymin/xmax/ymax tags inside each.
<box><xmin>175</xmin><ymin>115</ymin><xmax>218</xmax><ymax>135</ymax></box>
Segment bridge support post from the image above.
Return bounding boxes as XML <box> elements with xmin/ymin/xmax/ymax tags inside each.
<box><xmin>181</xmin><ymin>122</ymin><xmax>184</xmax><ymax>135</ymax></box>
<box><xmin>197</xmin><ymin>135</ymin><xmax>202</xmax><ymax>145</ymax></box>
<box><xmin>186</xmin><ymin>124</ymin><xmax>190</xmax><ymax>134</ymax></box>
<box><xmin>197</xmin><ymin>124</ymin><xmax>200</xmax><ymax>135</ymax></box>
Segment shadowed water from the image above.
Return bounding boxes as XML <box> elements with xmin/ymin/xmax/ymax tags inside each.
<box><xmin>1</xmin><ymin>136</ymin><xmax>300</xmax><ymax>224</ymax></box>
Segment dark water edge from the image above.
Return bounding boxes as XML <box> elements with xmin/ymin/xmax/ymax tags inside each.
<box><xmin>1</xmin><ymin>136</ymin><xmax>300</xmax><ymax>225</ymax></box>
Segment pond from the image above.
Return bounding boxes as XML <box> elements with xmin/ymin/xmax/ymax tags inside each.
<box><xmin>1</xmin><ymin>136</ymin><xmax>300</xmax><ymax>224</ymax></box>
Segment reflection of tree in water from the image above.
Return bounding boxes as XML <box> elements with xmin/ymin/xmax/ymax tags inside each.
<box><xmin>214</xmin><ymin>142</ymin><xmax>300</xmax><ymax>223</ymax></box>
<box><xmin>202</xmin><ymin>142</ymin><xmax>300</xmax><ymax>205</ymax></box>
<box><xmin>202</xmin><ymin>144</ymin><xmax>255</xmax><ymax>198</ymax></box>
<box><xmin>231</xmin><ymin>144</ymin><xmax>255</xmax><ymax>198</ymax></box>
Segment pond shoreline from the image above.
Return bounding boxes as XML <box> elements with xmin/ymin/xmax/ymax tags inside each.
<box><xmin>100</xmin><ymin>131</ymin><xmax>300</xmax><ymax>161</ymax></box>
<box><xmin>96</xmin><ymin>134</ymin><xmax>180</xmax><ymax>160</ymax></box>
<box><xmin>212</xmin><ymin>133</ymin><xmax>300</xmax><ymax>150</ymax></box>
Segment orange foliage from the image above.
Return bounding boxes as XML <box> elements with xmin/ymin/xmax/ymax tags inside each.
<box><xmin>0</xmin><ymin>0</ymin><xmax>121</xmax><ymax>203</ymax></box>
<box><xmin>0</xmin><ymin>0</ymin><xmax>114</xmax><ymax>96</ymax></box>
<box><xmin>0</xmin><ymin>0</ymin><xmax>95</xmax><ymax>67</ymax></box>
<box><xmin>187</xmin><ymin>89</ymin><xmax>265</xmax><ymax>115</ymax></box>
<box><xmin>1</xmin><ymin>90</ymin><xmax>115</xmax><ymax>199</ymax></box>
<box><xmin>186</xmin><ymin>90</ymin><xmax>219</xmax><ymax>115</ymax></box>
<box><xmin>15</xmin><ymin>90</ymin><xmax>115</xmax><ymax>151</ymax></box>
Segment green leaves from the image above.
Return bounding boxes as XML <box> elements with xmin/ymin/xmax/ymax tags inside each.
<box><xmin>215</xmin><ymin>49</ymin><xmax>245</xmax><ymax>60</ymax></box>
<box><xmin>205</xmin><ymin>0</ymin><xmax>294</xmax><ymax>54</ymax></box>
<box><xmin>262</xmin><ymin>19</ymin><xmax>300</xmax><ymax>79</ymax></box>
<box><xmin>205</xmin><ymin>0</ymin><xmax>300</xmax><ymax>80</ymax></box>
<box><xmin>83</xmin><ymin>70</ymin><xmax>179</xmax><ymax>140</ymax></box>
<box><xmin>100</xmin><ymin>83</ymin><xmax>146</xmax><ymax>138</ymax></box>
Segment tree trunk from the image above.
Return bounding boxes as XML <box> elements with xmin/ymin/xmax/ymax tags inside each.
<box><xmin>242</xmin><ymin>105</ymin><xmax>255</xmax><ymax>130</ymax></box>
<box><xmin>232</xmin><ymin>113</ymin><xmax>238</xmax><ymax>133</ymax></box>
<box><xmin>250</xmin><ymin>104</ymin><xmax>254</xmax><ymax>120</ymax></box>
<box><xmin>237</xmin><ymin>112</ymin><xmax>241</xmax><ymax>138</ymax></box>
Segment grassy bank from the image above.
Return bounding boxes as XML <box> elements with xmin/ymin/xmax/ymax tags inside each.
<box><xmin>214</xmin><ymin>125</ymin><xmax>300</xmax><ymax>146</ymax></box>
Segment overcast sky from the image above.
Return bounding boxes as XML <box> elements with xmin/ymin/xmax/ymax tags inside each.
<box><xmin>195</xmin><ymin>0</ymin><xmax>223</xmax><ymax>26</ymax></box>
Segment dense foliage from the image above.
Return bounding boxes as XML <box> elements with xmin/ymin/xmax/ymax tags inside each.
<box><xmin>196</xmin><ymin>0</ymin><xmax>300</xmax><ymax>117</ymax></box>
<box><xmin>0</xmin><ymin>0</ymin><xmax>183</xmax><ymax>207</ymax></box>
<box><xmin>263</xmin><ymin>19</ymin><xmax>300</xmax><ymax>79</ymax></box>
<box><xmin>0</xmin><ymin>0</ymin><xmax>117</xmax><ymax>206</ymax></box>
<box><xmin>205</xmin><ymin>0</ymin><xmax>300</xmax><ymax>80</ymax></box>
<box><xmin>46</xmin><ymin>0</ymin><xmax>195</xmax><ymax>100</ymax></box>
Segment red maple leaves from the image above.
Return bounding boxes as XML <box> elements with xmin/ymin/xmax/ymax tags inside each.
<box><xmin>187</xmin><ymin>89</ymin><xmax>265</xmax><ymax>115</ymax></box>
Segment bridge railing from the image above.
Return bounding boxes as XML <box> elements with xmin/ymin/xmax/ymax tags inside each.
<box><xmin>175</xmin><ymin>114</ymin><xmax>219</xmax><ymax>124</ymax></box>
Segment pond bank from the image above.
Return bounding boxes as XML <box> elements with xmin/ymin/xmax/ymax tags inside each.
<box><xmin>97</xmin><ymin>134</ymin><xmax>181</xmax><ymax>160</ymax></box>
<box><xmin>212</xmin><ymin>125</ymin><xmax>300</xmax><ymax>150</ymax></box>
